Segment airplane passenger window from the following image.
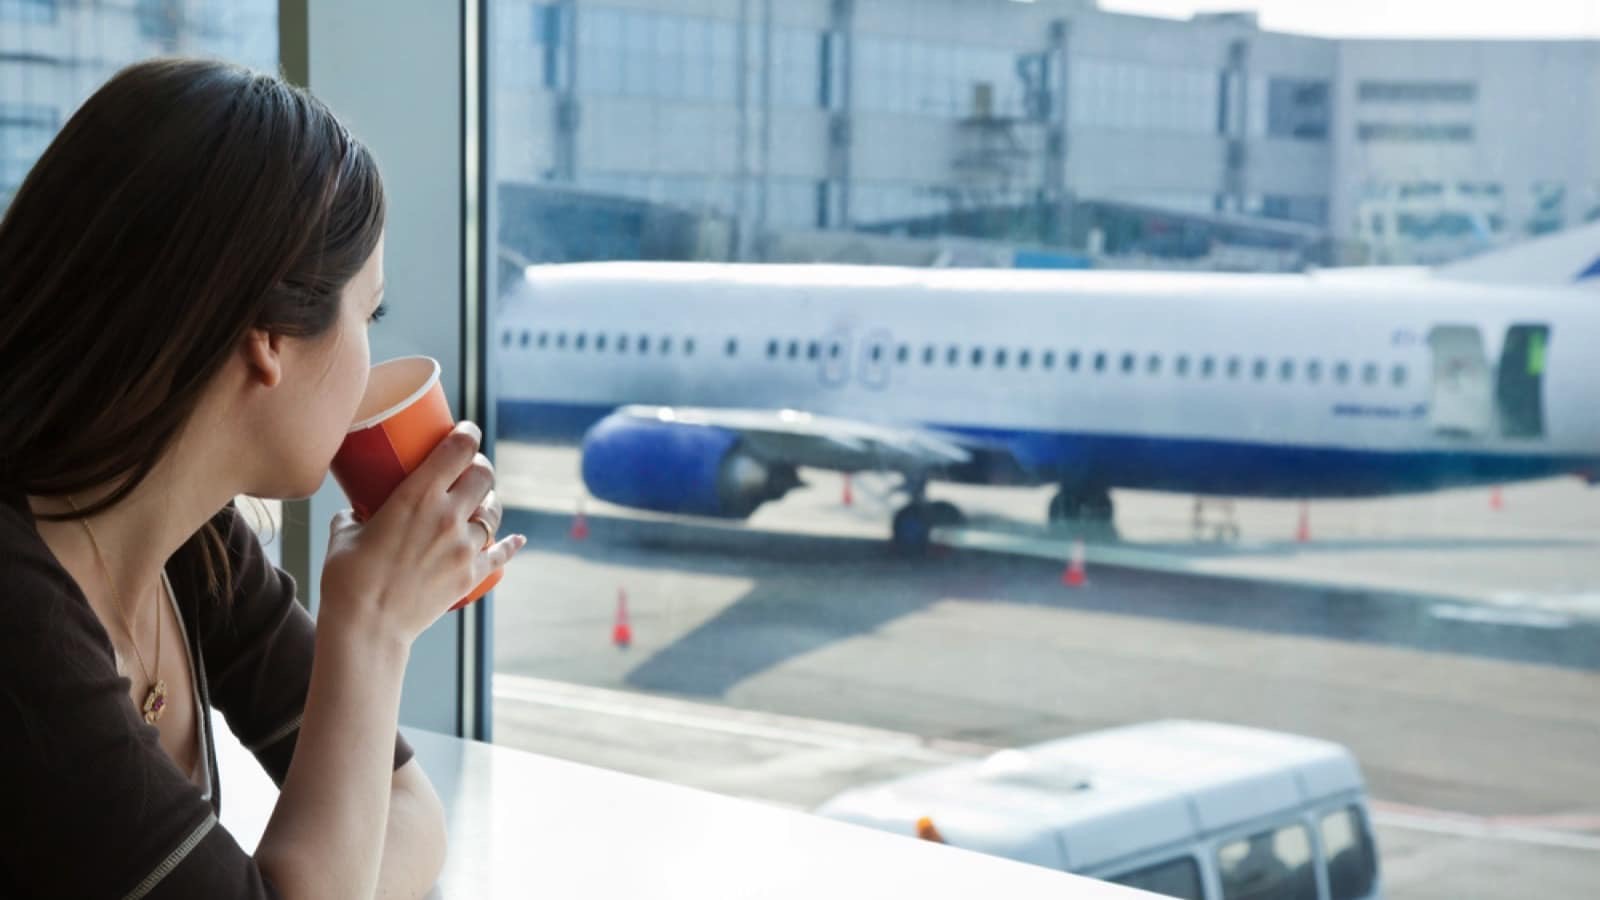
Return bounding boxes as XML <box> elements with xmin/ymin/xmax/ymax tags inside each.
<box><xmin>617</xmin><ymin>334</ymin><xmax>629</xmax><ymax>352</ymax></box>
<box><xmin>971</xmin><ymin>347</ymin><xmax>986</xmax><ymax>367</ymax></box>
<box><xmin>829</xmin><ymin>342</ymin><xmax>842</xmax><ymax>360</ymax></box>
<box><xmin>1067</xmin><ymin>351</ymin><xmax>1080</xmax><ymax>371</ymax></box>
<box><xmin>638</xmin><ymin>335</ymin><xmax>650</xmax><ymax>353</ymax></box>
<box><xmin>1334</xmin><ymin>361</ymin><xmax>1350</xmax><ymax>383</ymax></box>
<box><xmin>684</xmin><ymin>337</ymin><xmax>696</xmax><ymax>356</ymax></box>
<box><xmin>788</xmin><ymin>340</ymin><xmax>800</xmax><ymax>360</ymax></box>
<box><xmin>556</xmin><ymin>332</ymin><xmax>568</xmax><ymax>349</ymax></box>
<box><xmin>1227</xmin><ymin>357</ymin><xmax>1241</xmax><ymax>378</ymax></box>
<box><xmin>1201</xmin><ymin>356</ymin><xmax>1216</xmax><ymax>377</ymax></box>
<box><xmin>596</xmin><ymin>334</ymin><xmax>608</xmax><ymax>352</ymax></box>
<box><xmin>994</xmin><ymin>348</ymin><xmax>1007</xmax><ymax>368</ymax></box>
<box><xmin>1175</xmin><ymin>355</ymin><xmax>1190</xmax><ymax>377</ymax></box>
<box><xmin>725</xmin><ymin>338</ymin><xmax>738</xmax><ymax>357</ymax></box>
<box><xmin>871</xmin><ymin>344</ymin><xmax>884</xmax><ymax>363</ymax></box>
<box><xmin>1147</xmin><ymin>354</ymin><xmax>1161</xmax><ymax>375</ymax></box>
<box><xmin>575</xmin><ymin>333</ymin><xmax>588</xmax><ymax>351</ymax></box>
<box><xmin>516</xmin><ymin>330</ymin><xmax>527</xmax><ymax>347</ymax></box>
<box><xmin>897</xmin><ymin>344</ymin><xmax>910</xmax><ymax>364</ymax></box>
<box><xmin>923</xmin><ymin>345</ymin><xmax>936</xmax><ymax>365</ymax></box>
<box><xmin>767</xmin><ymin>339</ymin><xmax>779</xmax><ymax>359</ymax></box>
<box><xmin>1279</xmin><ymin>359</ymin><xmax>1294</xmax><ymax>381</ymax></box>
<box><xmin>1362</xmin><ymin>362</ymin><xmax>1379</xmax><ymax>385</ymax></box>
<box><xmin>1252</xmin><ymin>358</ymin><xmax>1268</xmax><ymax>380</ymax></box>
<box><xmin>1042</xmin><ymin>350</ymin><xmax>1057</xmax><ymax>370</ymax></box>
<box><xmin>1391</xmin><ymin>364</ymin><xmax>1407</xmax><ymax>387</ymax></box>
<box><xmin>538</xmin><ymin>331</ymin><xmax>549</xmax><ymax>348</ymax></box>
<box><xmin>947</xmin><ymin>345</ymin><xmax>960</xmax><ymax>366</ymax></box>
<box><xmin>660</xmin><ymin>336</ymin><xmax>673</xmax><ymax>355</ymax></box>
<box><xmin>1306</xmin><ymin>360</ymin><xmax>1321</xmax><ymax>382</ymax></box>
<box><xmin>1093</xmin><ymin>352</ymin><xmax>1107</xmax><ymax>373</ymax></box>
<box><xmin>1018</xmin><ymin>349</ymin><xmax>1032</xmax><ymax>369</ymax></box>
<box><xmin>504</xmin><ymin>331</ymin><xmax>514</xmax><ymax>348</ymax></box>
<box><xmin>1121</xmin><ymin>352</ymin><xmax>1135</xmax><ymax>374</ymax></box>
<box><xmin>807</xmin><ymin>341</ymin><xmax>820</xmax><ymax>360</ymax></box>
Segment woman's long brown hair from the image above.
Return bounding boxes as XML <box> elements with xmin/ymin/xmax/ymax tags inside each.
<box><xmin>0</xmin><ymin>57</ymin><xmax>386</xmax><ymax>597</ymax></box>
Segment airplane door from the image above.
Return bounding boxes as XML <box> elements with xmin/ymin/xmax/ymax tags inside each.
<box><xmin>858</xmin><ymin>329</ymin><xmax>892</xmax><ymax>390</ymax></box>
<box><xmin>1496</xmin><ymin>323</ymin><xmax>1549</xmax><ymax>439</ymax></box>
<box><xmin>820</xmin><ymin>328</ymin><xmax>852</xmax><ymax>388</ymax></box>
<box><xmin>1426</xmin><ymin>325</ymin><xmax>1493</xmax><ymax>438</ymax></box>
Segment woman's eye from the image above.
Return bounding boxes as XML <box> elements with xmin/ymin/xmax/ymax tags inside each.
<box><xmin>368</xmin><ymin>302</ymin><xmax>387</xmax><ymax>324</ymax></box>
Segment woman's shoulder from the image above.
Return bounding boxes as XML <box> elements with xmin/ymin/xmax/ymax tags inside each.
<box><xmin>0</xmin><ymin>483</ymin><xmax>84</xmax><ymax>600</ymax></box>
<box><xmin>0</xmin><ymin>486</ymin><xmax>114</xmax><ymax>667</ymax></box>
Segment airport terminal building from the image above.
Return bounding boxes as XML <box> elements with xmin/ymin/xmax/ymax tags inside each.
<box><xmin>5</xmin><ymin>0</ymin><xmax>1600</xmax><ymax>265</ymax></box>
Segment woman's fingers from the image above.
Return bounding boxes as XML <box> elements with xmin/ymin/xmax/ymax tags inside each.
<box><xmin>482</xmin><ymin>534</ymin><xmax>526</xmax><ymax>572</ymax></box>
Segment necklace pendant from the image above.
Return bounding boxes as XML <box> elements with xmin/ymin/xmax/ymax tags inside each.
<box><xmin>142</xmin><ymin>679</ymin><xmax>168</xmax><ymax>725</ymax></box>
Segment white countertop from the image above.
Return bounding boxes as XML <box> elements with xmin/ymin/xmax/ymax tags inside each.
<box><xmin>216</xmin><ymin>715</ymin><xmax>1148</xmax><ymax>898</ymax></box>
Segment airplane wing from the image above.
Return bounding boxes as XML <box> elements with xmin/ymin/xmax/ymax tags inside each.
<box><xmin>609</xmin><ymin>404</ymin><xmax>978</xmax><ymax>476</ymax></box>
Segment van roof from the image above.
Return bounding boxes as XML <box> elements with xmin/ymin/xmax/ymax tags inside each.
<box><xmin>816</xmin><ymin>720</ymin><xmax>1365</xmax><ymax>873</ymax></box>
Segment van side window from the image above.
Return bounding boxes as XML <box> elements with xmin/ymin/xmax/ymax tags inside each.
<box><xmin>1108</xmin><ymin>855</ymin><xmax>1204</xmax><ymax>900</ymax></box>
<box><xmin>1218</xmin><ymin>823</ymin><xmax>1318</xmax><ymax>900</ymax></box>
<box><xmin>1322</xmin><ymin>806</ymin><xmax>1379</xmax><ymax>900</ymax></box>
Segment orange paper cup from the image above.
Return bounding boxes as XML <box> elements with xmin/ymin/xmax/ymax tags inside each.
<box><xmin>330</xmin><ymin>356</ymin><xmax>502</xmax><ymax>611</ymax></box>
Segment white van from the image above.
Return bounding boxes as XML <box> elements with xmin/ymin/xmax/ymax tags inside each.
<box><xmin>816</xmin><ymin>720</ymin><xmax>1381</xmax><ymax>900</ymax></box>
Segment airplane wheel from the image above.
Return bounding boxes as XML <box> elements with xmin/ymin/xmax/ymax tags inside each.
<box><xmin>892</xmin><ymin>504</ymin><xmax>934</xmax><ymax>554</ymax></box>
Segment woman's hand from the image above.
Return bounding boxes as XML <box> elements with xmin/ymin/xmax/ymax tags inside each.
<box><xmin>319</xmin><ymin>421</ymin><xmax>526</xmax><ymax>643</ymax></box>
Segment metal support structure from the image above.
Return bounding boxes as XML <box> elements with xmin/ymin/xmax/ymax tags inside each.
<box><xmin>823</xmin><ymin>0</ymin><xmax>855</xmax><ymax>228</ymax></box>
<box><xmin>553</xmin><ymin>0</ymin><xmax>579</xmax><ymax>183</ymax></box>
<box><xmin>756</xmin><ymin>0</ymin><xmax>774</xmax><ymax>259</ymax></box>
<box><xmin>1046</xmin><ymin>18</ymin><xmax>1071</xmax><ymax>245</ymax></box>
<box><xmin>1224</xmin><ymin>37</ymin><xmax>1250</xmax><ymax>214</ymax></box>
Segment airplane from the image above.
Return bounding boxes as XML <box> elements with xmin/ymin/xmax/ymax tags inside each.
<box><xmin>492</xmin><ymin>226</ymin><xmax>1600</xmax><ymax>551</ymax></box>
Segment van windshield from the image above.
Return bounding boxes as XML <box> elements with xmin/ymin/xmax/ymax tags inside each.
<box><xmin>1322</xmin><ymin>806</ymin><xmax>1380</xmax><ymax>899</ymax></box>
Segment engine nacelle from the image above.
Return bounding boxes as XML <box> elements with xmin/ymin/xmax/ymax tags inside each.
<box><xmin>580</xmin><ymin>412</ymin><xmax>799</xmax><ymax>518</ymax></box>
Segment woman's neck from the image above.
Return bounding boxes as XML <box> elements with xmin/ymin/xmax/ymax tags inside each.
<box><xmin>27</xmin><ymin>438</ymin><xmax>240</xmax><ymax>623</ymax></box>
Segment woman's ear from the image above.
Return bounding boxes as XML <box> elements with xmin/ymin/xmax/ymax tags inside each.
<box><xmin>242</xmin><ymin>327</ymin><xmax>285</xmax><ymax>389</ymax></box>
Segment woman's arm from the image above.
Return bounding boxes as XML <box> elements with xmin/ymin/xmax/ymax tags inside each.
<box><xmin>254</xmin><ymin>603</ymin><xmax>412</xmax><ymax>899</ymax></box>
<box><xmin>377</xmin><ymin>759</ymin><xmax>448</xmax><ymax>898</ymax></box>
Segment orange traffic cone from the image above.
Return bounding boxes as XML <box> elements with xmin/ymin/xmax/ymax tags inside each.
<box><xmin>842</xmin><ymin>473</ymin><xmax>854</xmax><ymax>507</ymax></box>
<box><xmin>915</xmin><ymin>817</ymin><xmax>946</xmax><ymax>844</ymax></box>
<box><xmin>1062</xmin><ymin>539</ymin><xmax>1087</xmax><ymax>587</ymax></box>
<box><xmin>1296</xmin><ymin>501</ymin><xmax>1311</xmax><ymax>543</ymax></box>
<box><xmin>1490</xmin><ymin>486</ymin><xmax>1504</xmax><ymax>511</ymax></box>
<box><xmin>612</xmin><ymin>588</ymin><xmax>632</xmax><ymax>649</ymax></box>
<box><xmin>570</xmin><ymin>499</ymin><xmax>590</xmax><ymax>541</ymax></box>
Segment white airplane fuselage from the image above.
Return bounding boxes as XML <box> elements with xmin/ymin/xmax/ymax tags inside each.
<box><xmin>495</xmin><ymin>263</ymin><xmax>1600</xmax><ymax>499</ymax></box>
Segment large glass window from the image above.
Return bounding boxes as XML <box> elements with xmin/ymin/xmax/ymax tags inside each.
<box><xmin>483</xmin><ymin>6</ymin><xmax>1600</xmax><ymax>900</ymax></box>
<box><xmin>0</xmin><ymin>0</ymin><xmax>275</xmax><ymax>215</ymax></box>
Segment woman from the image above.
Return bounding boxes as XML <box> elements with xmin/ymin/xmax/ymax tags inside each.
<box><xmin>0</xmin><ymin>58</ymin><xmax>525</xmax><ymax>898</ymax></box>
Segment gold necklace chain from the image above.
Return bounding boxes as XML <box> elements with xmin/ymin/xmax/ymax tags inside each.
<box><xmin>63</xmin><ymin>494</ymin><xmax>168</xmax><ymax>725</ymax></box>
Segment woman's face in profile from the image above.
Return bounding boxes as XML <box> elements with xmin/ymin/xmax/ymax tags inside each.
<box><xmin>270</xmin><ymin>232</ymin><xmax>385</xmax><ymax>498</ymax></box>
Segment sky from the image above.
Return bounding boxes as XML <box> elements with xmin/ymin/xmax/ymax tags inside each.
<box><xmin>1093</xmin><ymin>0</ymin><xmax>1600</xmax><ymax>39</ymax></box>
